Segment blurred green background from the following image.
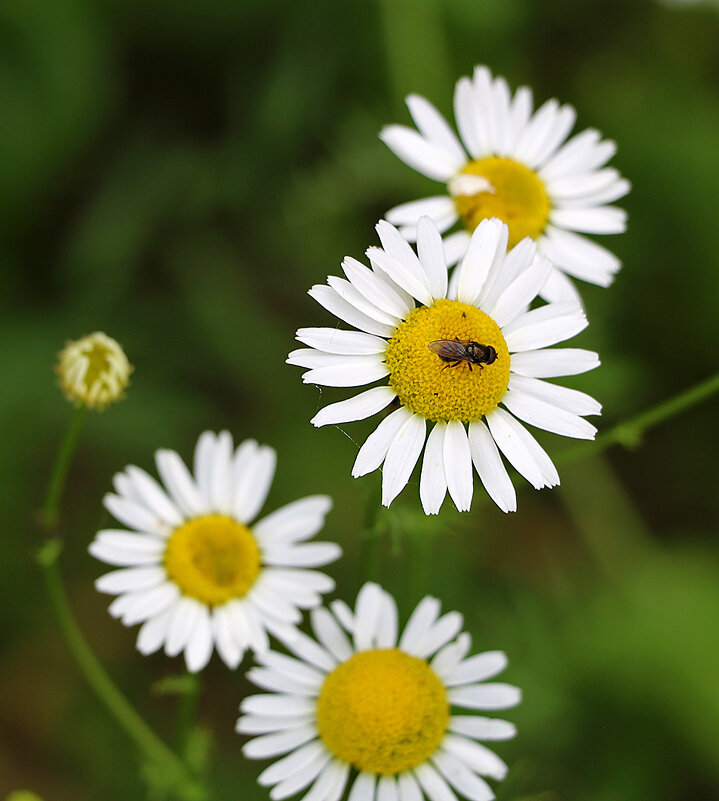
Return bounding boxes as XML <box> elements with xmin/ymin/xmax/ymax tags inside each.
<box><xmin>2</xmin><ymin>0</ymin><xmax>719</xmax><ymax>798</ymax></box>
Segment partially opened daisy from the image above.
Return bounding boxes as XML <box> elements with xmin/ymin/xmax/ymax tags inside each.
<box><xmin>89</xmin><ymin>431</ymin><xmax>340</xmax><ymax>672</ymax></box>
<box><xmin>380</xmin><ymin>65</ymin><xmax>630</xmax><ymax>303</ymax></box>
<box><xmin>238</xmin><ymin>582</ymin><xmax>520</xmax><ymax>801</ymax></box>
<box><xmin>288</xmin><ymin>216</ymin><xmax>600</xmax><ymax>514</ymax></box>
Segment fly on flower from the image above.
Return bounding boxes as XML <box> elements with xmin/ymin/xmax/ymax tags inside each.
<box><xmin>289</xmin><ymin>216</ymin><xmax>601</xmax><ymax>515</ymax></box>
<box><xmin>380</xmin><ymin>65</ymin><xmax>630</xmax><ymax>304</ymax></box>
<box><xmin>428</xmin><ymin>339</ymin><xmax>498</xmax><ymax>371</ymax></box>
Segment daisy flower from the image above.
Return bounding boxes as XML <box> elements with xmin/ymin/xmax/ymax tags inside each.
<box><xmin>380</xmin><ymin>65</ymin><xmax>630</xmax><ymax>303</ymax></box>
<box><xmin>238</xmin><ymin>582</ymin><xmax>520</xmax><ymax>801</ymax></box>
<box><xmin>89</xmin><ymin>431</ymin><xmax>340</xmax><ymax>672</ymax></box>
<box><xmin>288</xmin><ymin>216</ymin><xmax>600</xmax><ymax>514</ymax></box>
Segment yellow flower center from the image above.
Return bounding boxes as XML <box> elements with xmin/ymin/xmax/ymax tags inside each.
<box><xmin>316</xmin><ymin>649</ymin><xmax>449</xmax><ymax>775</ymax></box>
<box><xmin>452</xmin><ymin>156</ymin><xmax>551</xmax><ymax>248</ymax></box>
<box><xmin>164</xmin><ymin>515</ymin><xmax>261</xmax><ymax>606</ymax></box>
<box><xmin>385</xmin><ymin>299</ymin><xmax>510</xmax><ymax>423</ymax></box>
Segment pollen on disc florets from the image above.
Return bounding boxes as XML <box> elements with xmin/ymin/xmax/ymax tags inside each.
<box><xmin>316</xmin><ymin>648</ymin><xmax>449</xmax><ymax>775</ymax></box>
<box><xmin>451</xmin><ymin>156</ymin><xmax>551</xmax><ymax>248</ymax></box>
<box><xmin>164</xmin><ymin>515</ymin><xmax>261</xmax><ymax>606</ymax></box>
<box><xmin>56</xmin><ymin>331</ymin><xmax>132</xmax><ymax>410</ymax></box>
<box><xmin>385</xmin><ymin>299</ymin><xmax>510</xmax><ymax>423</ymax></box>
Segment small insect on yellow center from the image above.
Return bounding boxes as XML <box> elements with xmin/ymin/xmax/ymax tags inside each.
<box><xmin>385</xmin><ymin>299</ymin><xmax>510</xmax><ymax>423</ymax></box>
<box><xmin>164</xmin><ymin>515</ymin><xmax>261</xmax><ymax>606</ymax></box>
<box><xmin>316</xmin><ymin>649</ymin><xmax>449</xmax><ymax>775</ymax></box>
<box><xmin>451</xmin><ymin>156</ymin><xmax>551</xmax><ymax>248</ymax></box>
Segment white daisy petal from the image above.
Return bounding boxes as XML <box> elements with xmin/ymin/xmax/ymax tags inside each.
<box><xmin>165</xmin><ymin>596</ymin><xmax>203</xmax><ymax>658</ymax></box>
<box><xmin>302</xmin><ymin>357</ymin><xmax>390</xmax><ymax>388</ymax></box>
<box><xmin>453</xmin><ymin>76</ymin><xmax>483</xmax><ymax>158</ymax></box>
<box><xmin>443</xmin><ymin>231</ymin><xmax>472</xmax><ymax>268</ymax></box>
<box><xmin>502</xmin><ymin>389</ymin><xmax>597</xmax><ymax>440</ymax></box>
<box><xmin>208</xmin><ymin>430</ymin><xmax>235</xmax><ymax>515</ymax></box>
<box><xmin>311</xmin><ymin>607</ymin><xmax>353</xmax><ymax>662</ymax></box>
<box><xmin>431</xmin><ymin>751</ymin><xmax>494</xmax><ymax>801</ymax></box>
<box><xmin>348</xmin><ymin>773</ymin><xmax>377</xmax><ymax>801</ymax></box>
<box><xmin>375</xmin><ymin>589</ymin><xmax>399</xmax><ymax>648</ymax></box>
<box><xmin>441</xmin><ymin>735</ymin><xmax>509</xmax><ymax>780</ymax></box>
<box><xmin>449</xmin><ymin>683</ymin><xmax>522</xmax><ymax>711</ymax></box>
<box><xmin>412</xmin><ymin>611</ymin><xmax>464</xmax><ymax>659</ymax></box>
<box><xmin>253</xmin><ymin>496</ymin><xmax>332</xmax><ymax>544</ymax></box>
<box><xmin>155</xmin><ymin>449</ymin><xmax>206</xmax><ymax>518</ymax></box>
<box><xmin>241</xmin><ymin>694</ymin><xmax>318</xmax><ymax>718</ymax></box>
<box><xmin>398</xmin><ymin>772</ymin><xmax>423</xmax><ymax>801</ymax></box>
<box><xmin>386</xmin><ymin>196</ymin><xmax>458</xmax><ymax>233</ymax></box>
<box><xmin>353</xmin><ymin>582</ymin><xmax>384</xmax><ymax>651</ymax></box>
<box><xmin>406</xmin><ymin>94</ymin><xmax>467</xmax><ymax>165</ymax></box>
<box><xmin>488</xmin><ymin>255</ymin><xmax>552</xmax><ymax>329</ymax></box>
<box><xmin>546</xmin><ymin>167</ymin><xmax>623</xmax><ymax>201</ymax></box>
<box><xmin>89</xmin><ymin>531</ymin><xmax>164</xmax><ymax>566</ymax></box>
<box><xmin>448</xmin><ymin>716</ymin><xmax>517</xmax><ymax>741</ymax></box>
<box><xmin>467</xmin><ymin>420</ymin><xmax>516</xmax><ymax>514</ymax></box>
<box><xmin>263</xmin><ymin>542</ymin><xmax>341</xmax><ymax>569</ymax></box>
<box><xmin>454</xmin><ymin>218</ymin><xmax>503</xmax><ymax>306</ymax></box>
<box><xmin>417</xmin><ymin>216</ymin><xmax>449</xmax><ymax>300</ymax></box>
<box><xmin>477</xmin><ymin>236</ymin><xmax>535</xmax><ymax>312</ymax></box>
<box><xmin>541</xmin><ymin>226</ymin><xmax>621</xmax><ymax>286</ymax></box>
<box><xmin>367</xmin><ymin>247</ymin><xmax>434</xmax><ymax>308</ymax></box>
<box><xmin>311</xmin><ymin>386</ymin><xmax>396</xmax><ymax>428</ymax></box>
<box><xmin>193</xmin><ymin>431</ymin><xmax>216</xmax><ymax>503</ymax></box>
<box><xmin>538</xmin><ymin>265</ymin><xmax>583</xmax><ymax>304</ymax></box>
<box><xmin>430</xmin><ymin>633</ymin><xmax>472</xmax><ymax>679</ymax></box>
<box><xmin>540</xmin><ymin>129</ymin><xmax>616</xmax><ymax>181</ymax></box>
<box><xmin>502</xmin><ymin>301</ymin><xmax>587</xmax><ymax>352</ymax></box>
<box><xmin>509</xmin><ymin>347</ymin><xmax>599</xmax><ymax>378</ymax></box>
<box><xmin>184</xmin><ymin>606</ymin><xmax>214</xmax><ymax>672</ymax></box>
<box><xmin>327</xmin><ymin>276</ymin><xmax>402</xmax><ymax>328</ymax></box>
<box><xmin>309</xmin><ymin>285</ymin><xmax>396</xmax><ymax>338</ymax></box>
<box><xmin>284</xmin><ymin>630</ymin><xmax>337</xmax><ymax>672</ymax></box>
<box><xmin>341</xmin><ymin>257</ymin><xmax>413</xmax><ymax>320</ymax></box>
<box><xmin>420</xmin><ymin>422</ymin><xmax>448</xmax><ymax>516</ymax></box>
<box><xmin>102</xmin><ymin>494</ymin><xmax>167</xmax><ymax>537</ymax></box>
<box><xmin>443</xmin><ymin>421</ymin><xmax>473</xmax><ymax>513</ymax></box>
<box><xmin>399</xmin><ymin>596</ymin><xmax>441</xmax><ymax>652</ymax></box>
<box><xmin>259</xmin><ymin>741</ymin><xmax>328</xmax><ymax>786</ymax></box>
<box><xmin>352</xmin><ymin>407</ymin><xmax>413</xmax><ymax>478</ymax></box>
<box><xmin>243</xmin><ymin>725</ymin><xmax>318</xmax><ymax>759</ymax></box>
<box><xmin>112</xmin><ymin>582</ymin><xmax>179</xmax><ymax>626</ymax></box>
<box><xmin>233</xmin><ymin>444</ymin><xmax>276</xmax><ymax>523</ymax></box>
<box><xmin>380</xmin><ymin>125</ymin><xmax>465</xmax><ymax>181</ymax></box>
<box><xmin>95</xmin><ymin>566</ymin><xmax>166</xmax><ymax>594</ymax></box>
<box><xmin>508</xmin><ymin>374</ymin><xmax>601</xmax><ymax>416</ymax></box>
<box><xmin>136</xmin><ymin>605</ymin><xmax>175</xmax><ymax>655</ymax></box>
<box><xmin>414</xmin><ymin>762</ymin><xmax>458</xmax><ymax>801</ymax></box>
<box><xmin>271</xmin><ymin>752</ymin><xmax>333</xmax><ymax>801</ymax></box>
<box><xmin>237</xmin><ymin>714</ymin><xmax>315</xmax><ymax>735</ymax></box>
<box><xmin>550</xmin><ymin>206</ymin><xmax>626</xmax><ymax>235</ymax></box>
<box><xmin>213</xmin><ymin>605</ymin><xmax>244</xmax><ymax>669</ymax></box>
<box><xmin>485</xmin><ymin>408</ymin><xmax>559</xmax><ymax>489</ymax></box>
<box><xmin>125</xmin><ymin>466</ymin><xmax>183</xmax><ymax>527</ymax></box>
<box><xmin>330</xmin><ymin>599</ymin><xmax>355</xmax><ymax>633</ymax></box>
<box><xmin>445</xmin><ymin>651</ymin><xmax>507</xmax><ymax>687</ymax></box>
<box><xmin>296</xmin><ymin>328</ymin><xmax>387</xmax><ymax>356</ymax></box>
<box><xmin>377</xmin><ymin>775</ymin><xmax>400</xmax><ymax>801</ymax></box>
<box><xmin>381</xmin><ymin>413</ymin><xmax>427</xmax><ymax>508</ymax></box>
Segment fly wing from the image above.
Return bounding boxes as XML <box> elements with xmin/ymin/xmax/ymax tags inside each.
<box><xmin>428</xmin><ymin>340</ymin><xmax>471</xmax><ymax>361</ymax></box>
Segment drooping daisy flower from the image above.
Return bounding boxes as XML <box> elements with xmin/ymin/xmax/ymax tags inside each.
<box><xmin>288</xmin><ymin>216</ymin><xmax>600</xmax><ymax>514</ymax></box>
<box><xmin>380</xmin><ymin>65</ymin><xmax>630</xmax><ymax>303</ymax></box>
<box><xmin>89</xmin><ymin>431</ymin><xmax>340</xmax><ymax>672</ymax></box>
<box><xmin>56</xmin><ymin>331</ymin><xmax>132</xmax><ymax>410</ymax></box>
<box><xmin>238</xmin><ymin>582</ymin><xmax>520</xmax><ymax>801</ymax></box>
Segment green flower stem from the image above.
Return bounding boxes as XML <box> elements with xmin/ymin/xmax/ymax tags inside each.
<box><xmin>40</xmin><ymin>406</ymin><xmax>87</xmax><ymax>531</ymax></box>
<box><xmin>558</xmin><ymin>368</ymin><xmax>719</xmax><ymax>465</ymax></box>
<box><xmin>37</xmin><ymin>541</ymin><xmax>206</xmax><ymax>801</ymax></box>
<box><xmin>176</xmin><ymin>671</ymin><xmax>202</xmax><ymax>756</ymax></box>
